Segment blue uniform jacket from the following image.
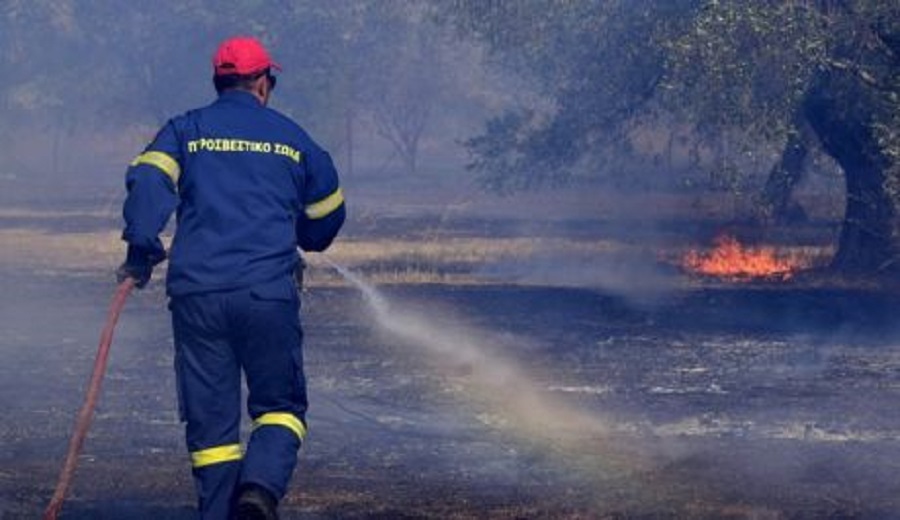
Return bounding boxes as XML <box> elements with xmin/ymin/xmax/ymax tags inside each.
<box><xmin>122</xmin><ymin>90</ymin><xmax>345</xmax><ymax>296</ymax></box>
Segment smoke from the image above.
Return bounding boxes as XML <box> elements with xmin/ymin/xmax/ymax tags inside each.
<box><xmin>477</xmin><ymin>246</ymin><xmax>680</xmax><ymax>308</ymax></box>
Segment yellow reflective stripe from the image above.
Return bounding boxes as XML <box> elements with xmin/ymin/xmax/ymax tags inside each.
<box><xmin>253</xmin><ymin>412</ymin><xmax>307</xmax><ymax>441</ymax></box>
<box><xmin>190</xmin><ymin>443</ymin><xmax>242</xmax><ymax>468</ymax></box>
<box><xmin>305</xmin><ymin>188</ymin><xmax>344</xmax><ymax>220</ymax></box>
<box><xmin>131</xmin><ymin>151</ymin><xmax>181</xmax><ymax>184</ymax></box>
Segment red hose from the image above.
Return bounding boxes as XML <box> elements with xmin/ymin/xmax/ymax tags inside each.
<box><xmin>43</xmin><ymin>278</ymin><xmax>135</xmax><ymax>520</ymax></box>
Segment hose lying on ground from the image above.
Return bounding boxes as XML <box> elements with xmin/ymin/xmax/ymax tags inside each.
<box><xmin>43</xmin><ymin>278</ymin><xmax>135</xmax><ymax>520</ymax></box>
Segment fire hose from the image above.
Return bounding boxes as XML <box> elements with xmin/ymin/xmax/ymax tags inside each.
<box><xmin>43</xmin><ymin>278</ymin><xmax>135</xmax><ymax>520</ymax></box>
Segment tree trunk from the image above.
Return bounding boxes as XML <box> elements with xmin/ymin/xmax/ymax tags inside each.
<box><xmin>804</xmin><ymin>75</ymin><xmax>898</xmax><ymax>273</ymax></box>
<box><xmin>760</xmin><ymin>116</ymin><xmax>811</xmax><ymax>224</ymax></box>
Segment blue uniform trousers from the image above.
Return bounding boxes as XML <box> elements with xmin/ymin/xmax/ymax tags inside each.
<box><xmin>170</xmin><ymin>276</ymin><xmax>307</xmax><ymax>519</ymax></box>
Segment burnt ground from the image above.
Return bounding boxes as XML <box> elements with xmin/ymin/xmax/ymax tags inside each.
<box><xmin>4</xmin><ymin>261</ymin><xmax>900</xmax><ymax>519</ymax></box>
<box><xmin>2</xmin><ymin>181</ymin><xmax>900</xmax><ymax>519</ymax></box>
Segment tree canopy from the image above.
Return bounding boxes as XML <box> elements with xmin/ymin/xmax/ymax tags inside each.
<box><xmin>442</xmin><ymin>0</ymin><xmax>900</xmax><ymax>272</ymax></box>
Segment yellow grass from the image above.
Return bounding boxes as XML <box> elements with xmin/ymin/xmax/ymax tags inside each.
<box><xmin>0</xmin><ymin>227</ymin><xmax>628</xmax><ymax>285</ymax></box>
<box><xmin>323</xmin><ymin>237</ymin><xmax>621</xmax><ymax>264</ymax></box>
<box><xmin>0</xmin><ymin>219</ymin><xmax>836</xmax><ymax>287</ymax></box>
<box><xmin>0</xmin><ymin>228</ymin><xmax>123</xmax><ymax>271</ymax></box>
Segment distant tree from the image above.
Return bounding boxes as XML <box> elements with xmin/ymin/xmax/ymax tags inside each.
<box><xmin>239</xmin><ymin>1</ymin><xmax>468</xmax><ymax>176</ymax></box>
<box><xmin>0</xmin><ymin>0</ymin><xmax>86</xmax><ymax>174</ymax></box>
<box><xmin>442</xmin><ymin>0</ymin><xmax>900</xmax><ymax>274</ymax></box>
<box><xmin>270</xmin><ymin>1</ymin><xmax>436</xmax><ymax>176</ymax></box>
<box><xmin>0</xmin><ymin>1</ymin><xmax>479</xmax><ymax>180</ymax></box>
<box><xmin>361</xmin><ymin>3</ymin><xmax>445</xmax><ymax>175</ymax></box>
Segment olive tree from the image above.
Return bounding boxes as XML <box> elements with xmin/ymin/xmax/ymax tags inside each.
<box><xmin>442</xmin><ymin>0</ymin><xmax>900</xmax><ymax>274</ymax></box>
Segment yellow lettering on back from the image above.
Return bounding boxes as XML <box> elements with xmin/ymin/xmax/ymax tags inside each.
<box><xmin>184</xmin><ymin>138</ymin><xmax>299</xmax><ymax>162</ymax></box>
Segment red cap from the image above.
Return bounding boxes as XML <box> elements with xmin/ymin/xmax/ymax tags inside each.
<box><xmin>212</xmin><ymin>36</ymin><xmax>282</xmax><ymax>76</ymax></box>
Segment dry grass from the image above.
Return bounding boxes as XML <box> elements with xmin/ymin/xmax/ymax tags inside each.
<box><xmin>327</xmin><ymin>237</ymin><xmax>627</xmax><ymax>265</ymax></box>
<box><xmin>0</xmin><ymin>225</ymin><xmax>839</xmax><ymax>288</ymax></box>
<box><xmin>0</xmin><ymin>208</ymin><xmax>112</xmax><ymax>219</ymax></box>
<box><xmin>0</xmin><ymin>227</ymin><xmax>631</xmax><ymax>285</ymax></box>
<box><xmin>311</xmin><ymin>236</ymin><xmax>628</xmax><ymax>284</ymax></box>
<box><xmin>0</xmin><ymin>205</ymin><xmax>838</xmax><ymax>288</ymax></box>
<box><xmin>0</xmin><ymin>228</ymin><xmax>123</xmax><ymax>271</ymax></box>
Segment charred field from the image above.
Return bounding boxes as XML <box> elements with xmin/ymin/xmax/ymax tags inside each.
<box><xmin>3</xmin><ymin>188</ymin><xmax>900</xmax><ymax>519</ymax></box>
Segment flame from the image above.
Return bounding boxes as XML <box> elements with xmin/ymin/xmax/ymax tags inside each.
<box><xmin>682</xmin><ymin>234</ymin><xmax>801</xmax><ymax>280</ymax></box>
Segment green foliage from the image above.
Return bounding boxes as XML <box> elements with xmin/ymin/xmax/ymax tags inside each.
<box><xmin>442</xmin><ymin>0</ymin><xmax>698</xmax><ymax>191</ymax></box>
<box><xmin>444</xmin><ymin>0</ymin><xmax>900</xmax><ymax>200</ymax></box>
<box><xmin>662</xmin><ymin>1</ymin><xmax>828</xmax><ymax>140</ymax></box>
<box><xmin>465</xmin><ymin>109</ymin><xmax>567</xmax><ymax>193</ymax></box>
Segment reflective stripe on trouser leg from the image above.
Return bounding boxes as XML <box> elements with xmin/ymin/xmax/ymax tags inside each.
<box><xmin>253</xmin><ymin>412</ymin><xmax>307</xmax><ymax>441</ymax></box>
<box><xmin>191</xmin><ymin>443</ymin><xmax>242</xmax><ymax>468</ymax></box>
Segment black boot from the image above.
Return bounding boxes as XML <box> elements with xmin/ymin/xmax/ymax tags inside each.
<box><xmin>235</xmin><ymin>483</ymin><xmax>279</xmax><ymax>520</ymax></box>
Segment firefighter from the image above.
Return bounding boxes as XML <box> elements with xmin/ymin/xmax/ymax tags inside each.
<box><xmin>118</xmin><ymin>35</ymin><xmax>345</xmax><ymax>519</ymax></box>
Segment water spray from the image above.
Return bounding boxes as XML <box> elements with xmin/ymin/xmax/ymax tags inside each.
<box><xmin>43</xmin><ymin>278</ymin><xmax>135</xmax><ymax>520</ymax></box>
<box><xmin>320</xmin><ymin>256</ymin><xmax>615</xmax><ymax>458</ymax></box>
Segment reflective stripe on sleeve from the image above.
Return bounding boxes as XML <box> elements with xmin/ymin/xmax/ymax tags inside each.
<box><xmin>130</xmin><ymin>151</ymin><xmax>181</xmax><ymax>184</ymax></box>
<box><xmin>304</xmin><ymin>188</ymin><xmax>344</xmax><ymax>220</ymax></box>
<box><xmin>252</xmin><ymin>412</ymin><xmax>307</xmax><ymax>442</ymax></box>
<box><xmin>190</xmin><ymin>443</ymin><xmax>242</xmax><ymax>468</ymax></box>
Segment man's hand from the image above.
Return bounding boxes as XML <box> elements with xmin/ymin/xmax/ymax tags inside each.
<box><xmin>116</xmin><ymin>262</ymin><xmax>152</xmax><ymax>289</ymax></box>
<box><xmin>117</xmin><ymin>244</ymin><xmax>163</xmax><ymax>289</ymax></box>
